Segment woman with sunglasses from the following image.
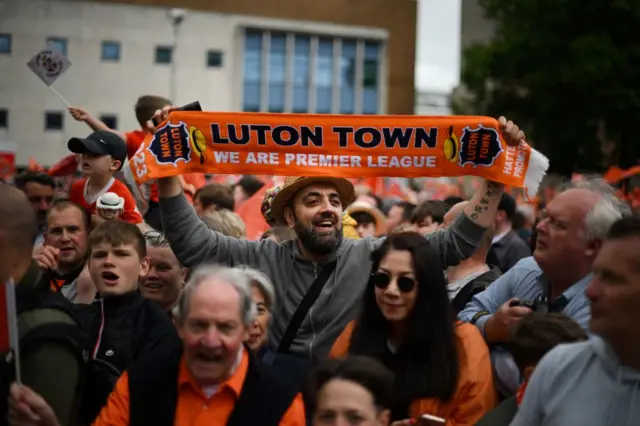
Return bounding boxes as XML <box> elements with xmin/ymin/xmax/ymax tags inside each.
<box><xmin>330</xmin><ymin>232</ymin><xmax>496</xmax><ymax>425</ymax></box>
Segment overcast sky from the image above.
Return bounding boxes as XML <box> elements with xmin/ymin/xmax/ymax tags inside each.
<box><xmin>415</xmin><ymin>0</ymin><xmax>461</xmax><ymax>93</ymax></box>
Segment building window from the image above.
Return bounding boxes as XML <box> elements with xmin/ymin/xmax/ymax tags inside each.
<box><xmin>339</xmin><ymin>40</ymin><xmax>356</xmax><ymax>114</ymax></box>
<box><xmin>45</xmin><ymin>112</ymin><xmax>63</xmax><ymax>130</ymax></box>
<box><xmin>293</xmin><ymin>36</ymin><xmax>310</xmax><ymax>113</ymax></box>
<box><xmin>47</xmin><ymin>37</ymin><xmax>68</xmax><ymax>56</ymax></box>
<box><xmin>243</xmin><ymin>30</ymin><xmax>263</xmax><ymax>112</ymax></box>
<box><xmin>206</xmin><ymin>50</ymin><xmax>223</xmax><ymax>68</ymax></box>
<box><xmin>362</xmin><ymin>41</ymin><xmax>380</xmax><ymax>114</ymax></box>
<box><xmin>0</xmin><ymin>34</ymin><xmax>11</xmax><ymax>54</ymax></box>
<box><xmin>155</xmin><ymin>46</ymin><xmax>172</xmax><ymax>64</ymax></box>
<box><xmin>315</xmin><ymin>38</ymin><xmax>334</xmax><ymax>114</ymax></box>
<box><xmin>268</xmin><ymin>33</ymin><xmax>286</xmax><ymax>113</ymax></box>
<box><xmin>0</xmin><ymin>109</ymin><xmax>7</xmax><ymax>128</ymax></box>
<box><xmin>101</xmin><ymin>41</ymin><xmax>121</xmax><ymax>61</ymax></box>
<box><xmin>242</xmin><ymin>29</ymin><xmax>384</xmax><ymax>114</ymax></box>
<box><xmin>100</xmin><ymin>115</ymin><xmax>118</xmax><ymax>130</ymax></box>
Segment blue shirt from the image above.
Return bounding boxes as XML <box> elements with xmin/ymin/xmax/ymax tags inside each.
<box><xmin>458</xmin><ymin>256</ymin><xmax>592</xmax><ymax>394</ymax></box>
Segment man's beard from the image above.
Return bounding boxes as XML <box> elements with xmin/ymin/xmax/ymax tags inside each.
<box><xmin>294</xmin><ymin>220</ymin><xmax>343</xmax><ymax>255</ymax></box>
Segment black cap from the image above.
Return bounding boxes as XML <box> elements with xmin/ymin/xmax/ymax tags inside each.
<box><xmin>68</xmin><ymin>131</ymin><xmax>127</xmax><ymax>166</ymax></box>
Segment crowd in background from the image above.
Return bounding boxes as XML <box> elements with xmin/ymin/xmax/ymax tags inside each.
<box><xmin>0</xmin><ymin>96</ymin><xmax>639</xmax><ymax>426</ymax></box>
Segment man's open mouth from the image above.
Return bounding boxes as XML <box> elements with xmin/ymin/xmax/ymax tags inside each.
<box><xmin>196</xmin><ymin>352</ymin><xmax>224</xmax><ymax>363</ymax></box>
<box><xmin>144</xmin><ymin>280</ymin><xmax>163</xmax><ymax>290</ymax></box>
<box><xmin>101</xmin><ymin>271</ymin><xmax>120</xmax><ymax>284</ymax></box>
<box><xmin>314</xmin><ymin>220</ymin><xmax>335</xmax><ymax>230</ymax></box>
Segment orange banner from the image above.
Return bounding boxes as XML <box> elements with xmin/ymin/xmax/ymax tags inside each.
<box><xmin>127</xmin><ymin>112</ymin><xmax>548</xmax><ymax>195</ymax></box>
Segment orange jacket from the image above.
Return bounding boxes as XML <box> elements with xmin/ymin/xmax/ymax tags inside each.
<box><xmin>330</xmin><ymin>321</ymin><xmax>496</xmax><ymax>425</ymax></box>
<box><xmin>93</xmin><ymin>348</ymin><xmax>305</xmax><ymax>426</ymax></box>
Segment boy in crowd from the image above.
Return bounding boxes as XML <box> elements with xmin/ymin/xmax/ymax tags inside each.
<box><xmin>475</xmin><ymin>313</ymin><xmax>588</xmax><ymax>425</ymax></box>
<box><xmin>410</xmin><ymin>199</ymin><xmax>447</xmax><ymax>234</ymax></box>
<box><xmin>9</xmin><ymin>221</ymin><xmax>181</xmax><ymax>425</ymax></box>
<box><xmin>66</xmin><ymin>130</ymin><xmax>142</xmax><ymax>225</ymax></box>
<box><xmin>69</xmin><ymin>96</ymin><xmax>172</xmax><ymax>230</ymax></box>
<box><xmin>80</xmin><ymin>220</ymin><xmax>180</xmax><ymax>422</ymax></box>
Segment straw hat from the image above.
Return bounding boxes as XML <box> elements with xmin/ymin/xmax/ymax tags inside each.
<box><xmin>346</xmin><ymin>201</ymin><xmax>386</xmax><ymax>236</ymax></box>
<box><xmin>271</xmin><ymin>176</ymin><xmax>355</xmax><ymax>225</ymax></box>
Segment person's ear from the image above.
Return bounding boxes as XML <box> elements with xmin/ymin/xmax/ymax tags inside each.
<box><xmin>378</xmin><ymin>409</ymin><xmax>390</xmax><ymax>426</ymax></box>
<box><xmin>283</xmin><ymin>206</ymin><xmax>296</xmax><ymax>228</ymax></box>
<box><xmin>585</xmin><ymin>238</ymin><xmax>602</xmax><ymax>258</ymax></box>
<box><xmin>111</xmin><ymin>159</ymin><xmax>122</xmax><ymax>171</ymax></box>
<box><xmin>180</xmin><ymin>267</ymin><xmax>188</xmax><ymax>285</ymax></box>
<box><xmin>139</xmin><ymin>256</ymin><xmax>150</xmax><ymax>278</ymax></box>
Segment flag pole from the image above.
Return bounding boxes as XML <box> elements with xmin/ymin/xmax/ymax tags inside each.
<box><xmin>48</xmin><ymin>85</ymin><xmax>71</xmax><ymax>108</ymax></box>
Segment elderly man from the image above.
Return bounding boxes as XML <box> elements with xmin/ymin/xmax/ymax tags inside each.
<box><xmin>511</xmin><ymin>216</ymin><xmax>640</xmax><ymax>425</ymax></box>
<box><xmin>93</xmin><ymin>265</ymin><xmax>305</xmax><ymax>426</ymax></box>
<box><xmin>149</xmin><ymin>107</ymin><xmax>526</xmax><ymax>378</ymax></box>
<box><xmin>459</xmin><ymin>178</ymin><xmax>631</xmax><ymax>395</ymax></box>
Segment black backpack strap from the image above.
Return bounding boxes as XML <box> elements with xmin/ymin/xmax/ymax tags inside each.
<box><xmin>277</xmin><ymin>261</ymin><xmax>337</xmax><ymax>354</ymax></box>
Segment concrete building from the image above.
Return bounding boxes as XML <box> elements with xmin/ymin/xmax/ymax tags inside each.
<box><xmin>414</xmin><ymin>90</ymin><xmax>451</xmax><ymax>116</ymax></box>
<box><xmin>0</xmin><ymin>0</ymin><xmax>416</xmax><ymax>165</ymax></box>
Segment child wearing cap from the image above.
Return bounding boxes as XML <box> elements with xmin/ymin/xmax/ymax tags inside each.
<box><xmin>67</xmin><ymin>130</ymin><xmax>143</xmax><ymax>225</ymax></box>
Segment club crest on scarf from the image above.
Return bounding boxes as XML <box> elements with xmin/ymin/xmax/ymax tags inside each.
<box><xmin>147</xmin><ymin>121</ymin><xmax>192</xmax><ymax>167</ymax></box>
<box><xmin>458</xmin><ymin>125</ymin><xmax>503</xmax><ymax>168</ymax></box>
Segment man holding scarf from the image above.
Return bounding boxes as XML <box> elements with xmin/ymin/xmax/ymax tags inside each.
<box><xmin>148</xmin><ymin>107</ymin><xmax>526</xmax><ymax>386</ymax></box>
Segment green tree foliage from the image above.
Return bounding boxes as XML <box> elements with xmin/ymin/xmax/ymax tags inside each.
<box><xmin>457</xmin><ymin>0</ymin><xmax>640</xmax><ymax>174</ymax></box>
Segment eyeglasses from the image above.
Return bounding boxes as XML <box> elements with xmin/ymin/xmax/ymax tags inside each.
<box><xmin>371</xmin><ymin>272</ymin><xmax>416</xmax><ymax>293</ymax></box>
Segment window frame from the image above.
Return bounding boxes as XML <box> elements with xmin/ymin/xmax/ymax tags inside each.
<box><xmin>0</xmin><ymin>34</ymin><xmax>11</xmax><ymax>54</ymax></box>
<box><xmin>206</xmin><ymin>50</ymin><xmax>224</xmax><ymax>68</ymax></box>
<box><xmin>155</xmin><ymin>45</ymin><xmax>173</xmax><ymax>64</ymax></box>
<box><xmin>44</xmin><ymin>111</ymin><xmax>64</xmax><ymax>131</ymax></box>
<box><xmin>101</xmin><ymin>41</ymin><xmax>121</xmax><ymax>61</ymax></box>
<box><xmin>47</xmin><ymin>37</ymin><xmax>68</xmax><ymax>56</ymax></box>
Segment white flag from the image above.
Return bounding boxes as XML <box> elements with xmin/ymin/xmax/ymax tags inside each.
<box><xmin>26</xmin><ymin>42</ymin><xmax>72</xmax><ymax>86</ymax></box>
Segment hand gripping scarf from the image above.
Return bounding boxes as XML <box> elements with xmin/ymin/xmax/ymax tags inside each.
<box><xmin>126</xmin><ymin>112</ymin><xmax>549</xmax><ymax>196</ymax></box>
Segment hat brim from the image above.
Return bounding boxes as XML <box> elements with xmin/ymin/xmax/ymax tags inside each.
<box><xmin>68</xmin><ymin>137</ymin><xmax>109</xmax><ymax>156</ymax></box>
<box><xmin>271</xmin><ymin>177</ymin><xmax>355</xmax><ymax>225</ymax></box>
<box><xmin>346</xmin><ymin>204</ymin><xmax>387</xmax><ymax>236</ymax></box>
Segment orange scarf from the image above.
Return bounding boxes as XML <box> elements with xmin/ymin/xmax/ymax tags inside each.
<box><xmin>126</xmin><ymin>112</ymin><xmax>548</xmax><ymax>195</ymax></box>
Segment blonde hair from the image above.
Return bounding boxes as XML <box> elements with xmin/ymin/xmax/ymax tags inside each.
<box><xmin>200</xmin><ymin>210</ymin><xmax>246</xmax><ymax>239</ymax></box>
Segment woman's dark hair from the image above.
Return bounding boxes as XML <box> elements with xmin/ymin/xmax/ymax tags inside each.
<box><xmin>305</xmin><ymin>356</ymin><xmax>394</xmax><ymax>415</ymax></box>
<box><xmin>348</xmin><ymin>232</ymin><xmax>459</xmax><ymax>413</ymax></box>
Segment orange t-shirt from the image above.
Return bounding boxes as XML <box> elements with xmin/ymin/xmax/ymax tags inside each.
<box><xmin>330</xmin><ymin>321</ymin><xmax>496</xmax><ymax>425</ymax></box>
<box><xmin>68</xmin><ymin>177</ymin><xmax>143</xmax><ymax>224</ymax></box>
<box><xmin>125</xmin><ymin>130</ymin><xmax>159</xmax><ymax>203</ymax></box>
<box><xmin>93</xmin><ymin>348</ymin><xmax>306</xmax><ymax>426</ymax></box>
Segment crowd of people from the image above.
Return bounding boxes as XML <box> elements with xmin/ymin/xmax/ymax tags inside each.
<box><xmin>1</xmin><ymin>95</ymin><xmax>639</xmax><ymax>426</ymax></box>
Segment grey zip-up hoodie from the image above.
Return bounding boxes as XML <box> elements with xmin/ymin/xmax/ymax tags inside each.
<box><xmin>160</xmin><ymin>193</ymin><xmax>486</xmax><ymax>359</ymax></box>
<box><xmin>511</xmin><ymin>336</ymin><xmax>640</xmax><ymax>426</ymax></box>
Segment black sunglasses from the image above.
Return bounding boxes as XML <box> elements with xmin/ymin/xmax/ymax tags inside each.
<box><xmin>371</xmin><ymin>272</ymin><xmax>416</xmax><ymax>293</ymax></box>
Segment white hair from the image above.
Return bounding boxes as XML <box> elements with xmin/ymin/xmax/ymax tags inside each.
<box><xmin>175</xmin><ymin>264</ymin><xmax>257</xmax><ymax>326</ymax></box>
<box><xmin>563</xmin><ymin>177</ymin><xmax>632</xmax><ymax>241</ymax></box>
<box><xmin>235</xmin><ymin>265</ymin><xmax>276</xmax><ymax>312</ymax></box>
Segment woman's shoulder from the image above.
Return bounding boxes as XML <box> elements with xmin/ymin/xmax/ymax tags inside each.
<box><xmin>454</xmin><ymin>321</ymin><xmax>489</xmax><ymax>353</ymax></box>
